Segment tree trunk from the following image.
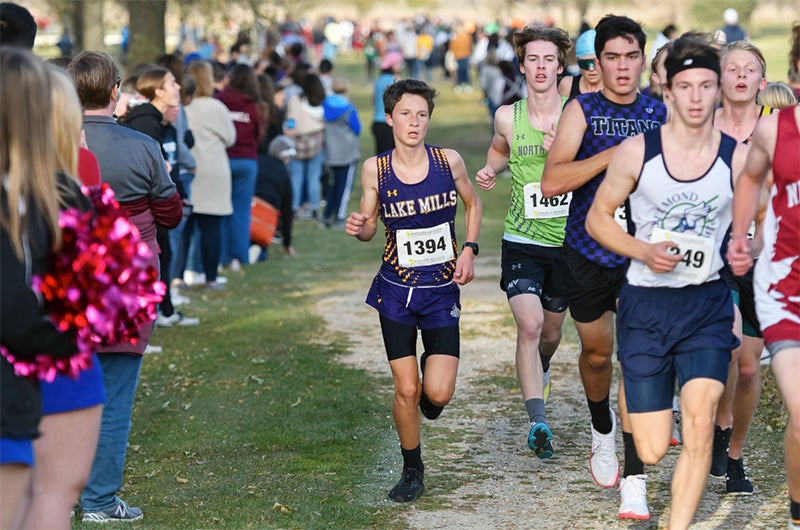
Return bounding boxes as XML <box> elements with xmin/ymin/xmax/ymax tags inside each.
<box><xmin>126</xmin><ymin>0</ymin><xmax>166</xmax><ymax>69</ymax></box>
<box><xmin>81</xmin><ymin>0</ymin><xmax>104</xmax><ymax>51</ymax></box>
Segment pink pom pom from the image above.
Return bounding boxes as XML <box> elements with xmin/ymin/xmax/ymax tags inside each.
<box><xmin>1</xmin><ymin>184</ymin><xmax>164</xmax><ymax>381</ymax></box>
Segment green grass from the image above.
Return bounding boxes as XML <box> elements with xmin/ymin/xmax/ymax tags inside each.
<box><xmin>72</xmin><ymin>43</ymin><xmax>790</xmax><ymax>528</ymax></box>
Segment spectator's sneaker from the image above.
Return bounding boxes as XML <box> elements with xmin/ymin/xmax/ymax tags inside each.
<box><xmin>528</xmin><ymin>422</ymin><xmax>554</xmax><ymax>459</ymax></box>
<box><xmin>143</xmin><ymin>344</ymin><xmax>163</xmax><ymax>354</ymax></box>
<box><xmin>670</xmin><ymin>409</ymin><xmax>682</xmax><ymax>446</ymax></box>
<box><xmin>156</xmin><ymin>311</ymin><xmax>200</xmax><ymax>327</ymax></box>
<box><xmin>543</xmin><ymin>367</ymin><xmax>551</xmax><ymax>404</ymax></box>
<box><xmin>249</xmin><ymin>244</ymin><xmax>262</xmax><ymax>264</ymax></box>
<box><xmin>205</xmin><ymin>281</ymin><xmax>226</xmax><ymax>291</ymax></box>
<box><xmin>183</xmin><ymin>270</ymin><xmax>206</xmax><ymax>286</ymax></box>
<box><xmin>618</xmin><ymin>474</ymin><xmax>650</xmax><ymax>520</ymax></box>
<box><xmin>171</xmin><ymin>291</ymin><xmax>191</xmax><ymax>306</ymax></box>
<box><xmin>82</xmin><ymin>498</ymin><xmax>143</xmax><ymax>523</ymax></box>
<box><xmin>711</xmin><ymin>425</ymin><xmax>732</xmax><ymax>477</ymax></box>
<box><xmin>726</xmin><ymin>457</ymin><xmax>754</xmax><ymax>495</ymax></box>
<box><xmin>387</xmin><ymin>468</ymin><xmax>424</xmax><ymax>502</ymax></box>
<box><xmin>590</xmin><ymin>409</ymin><xmax>620</xmax><ymax>488</ymax></box>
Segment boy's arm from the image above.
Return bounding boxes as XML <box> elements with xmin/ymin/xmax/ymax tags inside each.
<box><xmin>728</xmin><ymin>113</ymin><xmax>776</xmax><ymax>275</ymax></box>
<box><xmin>541</xmin><ymin>99</ymin><xmax>617</xmax><ymax>197</ymax></box>
<box><xmin>447</xmin><ymin>149</ymin><xmax>482</xmax><ymax>285</ymax></box>
<box><xmin>586</xmin><ymin>135</ymin><xmax>681</xmax><ymax>273</ymax></box>
<box><xmin>475</xmin><ymin>105</ymin><xmax>513</xmax><ymax>191</ymax></box>
<box><xmin>345</xmin><ymin>157</ymin><xmax>380</xmax><ymax>242</ymax></box>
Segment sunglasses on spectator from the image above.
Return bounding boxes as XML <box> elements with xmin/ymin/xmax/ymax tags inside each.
<box><xmin>577</xmin><ymin>59</ymin><xmax>596</xmax><ymax>70</ymax></box>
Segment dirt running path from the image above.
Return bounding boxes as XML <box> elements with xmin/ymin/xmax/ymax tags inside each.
<box><xmin>317</xmin><ymin>256</ymin><xmax>788</xmax><ymax>529</ymax></box>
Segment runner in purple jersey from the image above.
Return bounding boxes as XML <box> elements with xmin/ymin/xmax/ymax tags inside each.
<box><xmin>346</xmin><ymin>79</ymin><xmax>482</xmax><ymax>503</ymax></box>
<box><xmin>541</xmin><ymin>14</ymin><xmax>666</xmax><ymax>521</ymax></box>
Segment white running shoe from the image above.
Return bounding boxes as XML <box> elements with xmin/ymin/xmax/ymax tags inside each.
<box><xmin>156</xmin><ymin>311</ymin><xmax>200</xmax><ymax>327</ymax></box>
<box><xmin>171</xmin><ymin>291</ymin><xmax>191</xmax><ymax>306</ymax></box>
<box><xmin>183</xmin><ymin>270</ymin><xmax>206</xmax><ymax>286</ymax></box>
<box><xmin>590</xmin><ymin>408</ymin><xmax>620</xmax><ymax>488</ymax></box>
<box><xmin>618</xmin><ymin>474</ymin><xmax>650</xmax><ymax>520</ymax></box>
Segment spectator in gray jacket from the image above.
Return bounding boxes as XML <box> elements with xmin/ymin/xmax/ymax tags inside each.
<box><xmin>68</xmin><ymin>50</ymin><xmax>181</xmax><ymax>524</ymax></box>
<box><xmin>321</xmin><ymin>76</ymin><xmax>361</xmax><ymax>228</ymax></box>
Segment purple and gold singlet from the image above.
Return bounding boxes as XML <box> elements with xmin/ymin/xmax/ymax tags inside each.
<box><xmin>376</xmin><ymin>145</ymin><xmax>459</xmax><ymax>287</ymax></box>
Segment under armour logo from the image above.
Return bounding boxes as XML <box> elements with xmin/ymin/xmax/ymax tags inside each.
<box><xmin>516</xmin><ymin>134</ymin><xmax>525</xmax><ymax>141</ymax></box>
<box><xmin>386</xmin><ymin>189</ymin><xmax>398</xmax><ymax>197</ymax></box>
<box><xmin>511</xmin><ymin>263</ymin><xmax>522</xmax><ymax>270</ymax></box>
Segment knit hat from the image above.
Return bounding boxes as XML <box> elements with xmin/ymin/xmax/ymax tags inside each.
<box><xmin>575</xmin><ymin>29</ymin><xmax>596</xmax><ymax>58</ymax></box>
<box><xmin>268</xmin><ymin>135</ymin><xmax>297</xmax><ymax>159</ymax></box>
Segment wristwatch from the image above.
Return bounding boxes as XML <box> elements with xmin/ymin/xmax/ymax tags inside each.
<box><xmin>463</xmin><ymin>242</ymin><xmax>479</xmax><ymax>256</ymax></box>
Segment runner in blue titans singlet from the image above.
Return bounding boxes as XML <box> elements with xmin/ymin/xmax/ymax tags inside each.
<box><xmin>566</xmin><ymin>91</ymin><xmax>666</xmax><ymax>267</ymax></box>
<box><xmin>539</xmin><ymin>15</ymin><xmax>666</xmax><ymax>521</ymax></box>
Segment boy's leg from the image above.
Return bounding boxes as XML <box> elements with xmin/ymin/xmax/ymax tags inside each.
<box><xmin>419</xmin><ymin>325</ymin><xmax>460</xmax><ymax>420</ymax></box>
<box><xmin>670</xmin><ymin>377</ymin><xmax>725</xmax><ymax>529</ymax></box>
<box><xmin>388</xmin><ymin>356</ymin><xmax>423</xmax><ymax>450</ymax></box>
<box><xmin>379</xmin><ymin>315</ymin><xmax>426</xmax><ymax>502</ymax></box>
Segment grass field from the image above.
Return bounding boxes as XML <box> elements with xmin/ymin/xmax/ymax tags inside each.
<box><xmin>70</xmin><ymin>29</ymin><xmax>794</xmax><ymax>528</ymax></box>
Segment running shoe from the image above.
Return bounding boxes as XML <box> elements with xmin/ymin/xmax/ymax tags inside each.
<box><xmin>726</xmin><ymin>457</ymin><xmax>754</xmax><ymax>495</ymax></box>
<box><xmin>590</xmin><ymin>408</ymin><xmax>620</xmax><ymax>488</ymax></box>
<box><xmin>419</xmin><ymin>392</ymin><xmax>444</xmax><ymax>420</ymax></box>
<box><xmin>156</xmin><ymin>311</ymin><xmax>200</xmax><ymax>327</ymax></box>
<box><xmin>528</xmin><ymin>422</ymin><xmax>554</xmax><ymax>459</ymax></box>
<box><xmin>618</xmin><ymin>474</ymin><xmax>650</xmax><ymax>520</ymax></box>
<box><xmin>711</xmin><ymin>425</ymin><xmax>732</xmax><ymax>477</ymax></box>
<box><xmin>388</xmin><ymin>468</ymin><xmax>424</xmax><ymax>503</ymax></box>
<box><xmin>543</xmin><ymin>367</ymin><xmax>551</xmax><ymax>404</ymax></box>
<box><xmin>82</xmin><ymin>498</ymin><xmax>143</xmax><ymax>523</ymax></box>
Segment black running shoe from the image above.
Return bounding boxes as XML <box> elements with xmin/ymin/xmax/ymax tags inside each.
<box><xmin>710</xmin><ymin>426</ymin><xmax>731</xmax><ymax>477</ymax></box>
<box><xmin>388</xmin><ymin>468</ymin><xmax>425</xmax><ymax>502</ymax></box>
<box><xmin>726</xmin><ymin>457</ymin><xmax>754</xmax><ymax>495</ymax></box>
<box><xmin>419</xmin><ymin>391</ymin><xmax>444</xmax><ymax>420</ymax></box>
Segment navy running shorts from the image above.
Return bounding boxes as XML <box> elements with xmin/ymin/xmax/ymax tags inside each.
<box><xmin>618</xmin><ymin>279</ymin><xmax>739</xmax><ymax>413</ymax></box>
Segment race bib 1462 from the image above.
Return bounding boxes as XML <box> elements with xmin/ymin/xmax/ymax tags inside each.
<box><xmin>523</xmin><ymin>182</ymin><xmax>571</xmax><ymax>219</ymax></box>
